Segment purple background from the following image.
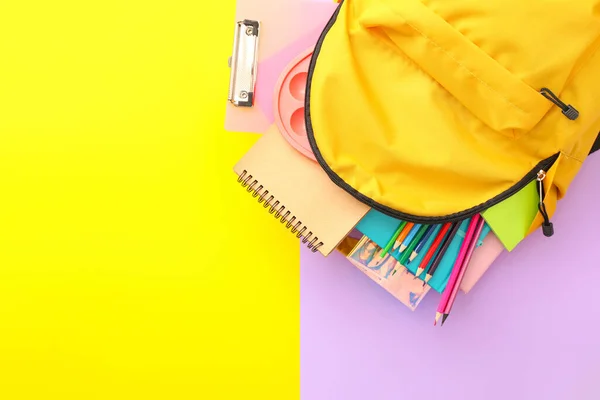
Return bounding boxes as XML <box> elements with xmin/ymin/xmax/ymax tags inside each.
<box><xmin>301</xmin><ymin>155</ymin><xmax>600</xmax><ymax>400</ymax></box>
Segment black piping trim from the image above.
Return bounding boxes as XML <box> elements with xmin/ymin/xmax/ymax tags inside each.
<box><xmin>304</xmin><ymin>0</ymin><xmax>561</xmax><ymax>224</ymax></box>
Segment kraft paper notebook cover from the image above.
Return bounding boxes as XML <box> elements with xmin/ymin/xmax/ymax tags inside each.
<box><xmin>233</xmin><ymin>125</ymin><xmax>370</xmax><ymax>256</ymax></box>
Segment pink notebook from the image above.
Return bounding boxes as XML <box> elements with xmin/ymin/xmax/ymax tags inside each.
<box><xmin>225</xmin><ymin>0</ymin><xmax>338</xmax><ymax>133</ymax></box>
<box><xmin>460</xmin><ymin>232</ymin><xmax>505</xmax><ymax>294</ymax></box>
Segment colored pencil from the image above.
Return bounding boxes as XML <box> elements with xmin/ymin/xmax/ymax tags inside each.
<box><xmin>400</xmin><ymin>224</ymin><xmax>422</xmax><ymax>253</ymax></box>
<box><xmin>415</xmin><ymin>223</ymin><xmax>451</xmax><ymax>277</ymax></box>
<box><xmin>409</xmin><ymin>225</ymin><xmax>435</xmax><ymax>262</ymax></box>
<box><xmin>391</xmin><ymin>222</ymin><xmax>414</xmax><ymax>253</ymax></box>
<box><xmin>399</xmin><ymin>225</ymin><xmax>429</xmax><ymax>266</ymax></box>
<box><xmin>442</xmin><ymin>217</ymin><xmax>485</xmax><ymax>326</ymax></box>
<box><xmin>380</xmin><ymin>221</ymin><xmax>408</xmax><ymax>257</ymax></box>
<box><xmin>424</xmin><ymin>222</ymin><xmax>461</xmax><ymax>285</ymax></box>
<box><xmin>434</xmin><ymin>215</ymin><xmax>481</xmax><ymax>326</ymax></box>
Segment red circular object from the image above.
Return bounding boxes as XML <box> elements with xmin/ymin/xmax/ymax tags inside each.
<box><xmin>274</xmin><ymin>48</ymin><xmax>316</xmax><ymax>161</ymax></box>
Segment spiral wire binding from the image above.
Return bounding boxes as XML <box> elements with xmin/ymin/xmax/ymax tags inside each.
<box><xmin>238</xmin><ymin>170</ymin><xmax>324</xmax><ymax>253</ymax></box>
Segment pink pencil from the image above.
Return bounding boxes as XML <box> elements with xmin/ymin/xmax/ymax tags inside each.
<box><xmin>434</xmin><ymin>215</ymin><xmax>482</xmax><ymax>326</ymax></box>
<box><xmin>441</xmin><ymin>217</ymin><xmax>486</xmax><ymax>326</ymax></box>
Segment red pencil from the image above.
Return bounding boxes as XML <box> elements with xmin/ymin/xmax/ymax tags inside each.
<box><xmin>441</xmin><ymin>217</ymin><xmax>486</xmax><ymax>326</ymax></box>
<box><xmin>415</xmin><ymin>223</ymin><xmax>451</xmax><ymax>278</ymax></box>
<box><xmin>424</xmin><ymin>222</ymin><xmax>461</xmax><ymax>285</ymax></box>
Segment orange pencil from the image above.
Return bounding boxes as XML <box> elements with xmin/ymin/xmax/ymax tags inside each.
<box><xmin>391</xmin><ymin>222</ymin><xmax>414</xmax><ymax>253</ymax></box>
<box><xmin>415</xmin><ymin>223</ymin><xmax>451</xmax><ymax>278</ymax></box>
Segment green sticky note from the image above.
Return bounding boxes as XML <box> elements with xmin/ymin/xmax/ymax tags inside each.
<box><xmin>482</xmin><ymin>181</ymin><xmax>539</xmax><ymax>251</ymax></box>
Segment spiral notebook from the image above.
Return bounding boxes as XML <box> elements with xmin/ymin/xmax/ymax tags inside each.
<box><xmin>234</xmin><ymin>125</ymin><xmax>370</xmax><ymax>256</ymax></box>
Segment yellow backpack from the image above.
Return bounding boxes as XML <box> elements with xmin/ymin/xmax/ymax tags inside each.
<box><xmin>306</xmin><ymin>0</ymin><xmax>600</xmax><ymax>237</ymax></box>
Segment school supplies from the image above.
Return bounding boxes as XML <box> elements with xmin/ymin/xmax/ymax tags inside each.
<box><xmin>393</xmin><ymin>223</ymin><xmax>414</xmax><ymax>253</ymax></box>
<box><xmin>347</xmin><ymin>236</ymin><xmax>431</xmax><ymax>311</ymax></box>
<box><xmin>441</xmin><ymin>217</ymin><xmax>486</xmax><ymax>326</ymax></box>
<box><xmin>425</xmin><ymin>223</ymin><xmax>461</xmax><ymax>285</ymax></box>
<box><xmin>354</xmin><ymin>209</ymin><xmax>493</xmax><ymax>293</ymax></box>
<box><xmin>460</xmin><ymin>231</ymin><xmax>505</xmax><ymax>294</ymax></box>
<box><xmin>399</xmin><ymin>225</ymin><xmax>428</xmax><ymax>265</ymax></box>
<box><xmin>435</xmin><ymin>216</ymin><xmax>481</xmax><ymax>325</ymax></box>
<box><xmin>347</xmin><ymin>211</ymin><xmax>500</xmax><ymax>312</ymax></box>
<box><xmin>234</xmin><ymin>124</ymin><xmax>369</xmax><ymax>255</ymax></box>
<box><xmin>274</xmin><ymin>48</ymin><xmax>316</xmax><ymax>160</ymax></box>
<box><xmin>356</xmin><ymin>209</ymin><xmax>405</xmax><ymax>246</ymax></box>
<box><xmin>416</xmin><ymin>223</ymin><xmax>451</xmax><ymax>277</ymax></box>
<box><xmin>380</xmin><ymin>221</ymin><xmax>407</xmax><ymax>257</ymax></box>
<box><xmin>225</xmin><ymin>0</ymin><xmax>337</xmax><ymax>133</ymax></box>
<box><xmin>410</xmin><ymin>225</ymin><xmax>435</xmax><ymax>262</ymax></box>
<box><xmin>336</xmin><ymin>236</ymin><xmax>361</xmax><ymax>258</ymax></box>
<box><xmin>400</xmin><ymin>224</ymin><xmax>422</xmax><ymax>253</ymax></box>
<box><xmin>405</xmin><ymin>225</ymin><xmax>441</xmax><ymax>277</ymax></box>
<box><xmin>411</xmin><ymin>227</ymin><xmax>442</xmax><ymax>275</ymax></box>
<box><xmin>481</xmin><ymin>181</ymin><xmax>540</xmax><ymax>251</ymax></box>
<box><xmin>228</xmin><ymin>19</ymin><xmax>260</xmax><ymax>107</ymax></box>
<box><xmin>228</xmin><ymin>0</ymin><xmax>600</xmax><ymax>326</ymax></box>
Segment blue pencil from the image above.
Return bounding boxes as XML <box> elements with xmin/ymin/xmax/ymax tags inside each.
<box><xmin>400</xmin><ymin>224</ymin><xmax>422</xmax><ymax>253</ymax></box>
<box><xmin>409</xmin><ymin>225</ymin><xmax>436</xmax><ymax>262</ymax></box>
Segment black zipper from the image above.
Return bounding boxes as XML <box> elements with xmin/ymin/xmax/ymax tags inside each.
<box><xmin>536</xmin><ymin>169</ymin><xmax>555</xmax><ymax>237</ymax></box>
<box><xmin>304</xmin><ymin>0</ymin><xmax>561</xmax><ymax>225</ymax></box>
<box><xmin>315</xmin><ymin>150</ymin><xmax>559</xmax><ymax>224</ymax></box>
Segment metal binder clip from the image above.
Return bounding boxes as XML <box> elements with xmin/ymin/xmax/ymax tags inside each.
<box><xmin>228</xmin><ymin>19</ymin><xmax>260</xmax><ymax>107</ymax></box>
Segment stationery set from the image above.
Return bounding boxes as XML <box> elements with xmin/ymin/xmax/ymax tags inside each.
<box><xmin>226</xmin><ymin>0</ymin><xmax>600</xmax><ymax>325</ymax></box>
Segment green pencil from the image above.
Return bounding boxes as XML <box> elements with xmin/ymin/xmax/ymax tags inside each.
<box><xmin>399</xmin><ymin>225</ymin><xmax>429</xmax><ymax>265</ymax></box>
<box><xmin>379</xmin><ymin>221</ymin><xmax>407</xmax><ymax>257</ymax></box>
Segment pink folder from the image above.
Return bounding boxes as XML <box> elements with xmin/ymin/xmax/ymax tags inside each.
<box><xmin>460</xmin><ymin>232</ymin><xmax>506</xmax><ymax>294</ymax></box>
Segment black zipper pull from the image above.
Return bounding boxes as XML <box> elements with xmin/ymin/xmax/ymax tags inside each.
<box><xmin>540</xmin><ymin>88</ymin><xmax>579</xmax><ymax>121</ymax></box>
<box><xmin>537</xmin><ymin>170</ymin><xmax>554</xmax><ymax>237</ymax></box>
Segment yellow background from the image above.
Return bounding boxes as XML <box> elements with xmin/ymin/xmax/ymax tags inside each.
<box><xmin>0</xmin><ymin>1</ymin><xmax>300</xmax><ymax>398</ymax></box>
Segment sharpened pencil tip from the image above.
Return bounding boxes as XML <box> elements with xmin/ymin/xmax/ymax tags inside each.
<box><xmin>400</xmin><ymin>245</ymin><xmax>407</xmax><ymax>253</ymax></box>
<box><xmin>435</xmin><ymin>312</ymin><xmax>442</xmax><ymax>325</ymax></box>
<box><xmin>441</xmin><ymin>314</ymin><xmax>449</xmax><ymax>326</ymax></box>
<box><xmin>409</xmin><ymin>253</ymin><xmax>418</xmax><ymax>262</ymax></box>
<box><xmin>416</xmin><ymin>268</ymin><xmax>424</xmax><ymax>277</ymax></box>
<box><xmin>425</xmin><ymin>275</ymin><xmax>432</xmax><ymax>284</ymax></box>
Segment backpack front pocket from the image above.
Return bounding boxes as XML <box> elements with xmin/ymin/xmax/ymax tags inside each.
<box><xmin>358</xmin><ymin>0</ymin><xmax>554</xmax><ymax>139</ymax></box>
